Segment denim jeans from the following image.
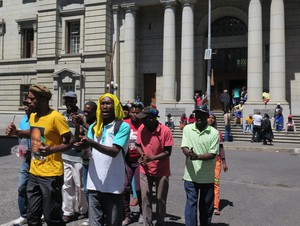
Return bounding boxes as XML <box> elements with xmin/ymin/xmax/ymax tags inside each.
<box><xmin>18</xmin><ymin>161</ymin><xmax>30</xmax><ymax>218</ymax></box>
<box><xmin>82</xmin><ymin>163</ymin><xmax>89</xmax><ymax>202</ymax></box>
<box><xmin>243</xmin><ymin>123</ymin><xmax>253</xmax><ymax>133</ymax></box>
<box><xmin>88</xmin><ymin>190</ymin><xmax>123</xmax><ymax>226</ymax></box>
<box><xmin>184</xmin><ymin>180</ymin><xmax>214</xmax><ymax>226</ymax></box>
<box><xmin>224</xmin><ymin>125</ymin><xmax>231</xmax><ymax>142</ymax></box>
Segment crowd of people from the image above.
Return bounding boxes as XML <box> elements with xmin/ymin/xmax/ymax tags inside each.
<box><xmin>6</xmin><ymin>83</ymin><xmax>299</xmax><ymax>226</ymax></box>
<box><xmin>6</xmin><ymin>84</ymin><xmax>231</xmax><ymax>226</ymax></box>
<box><xmin>218</xmin><ymin>87</ymin><xmax>298</xmax><ymax>145</ymax></box>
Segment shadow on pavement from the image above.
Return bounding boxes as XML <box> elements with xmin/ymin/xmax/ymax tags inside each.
<box><xmin>165</xmin><ymin>222</ymin><xmax>185</xmax><ymax>226</ymax></box>
<box><xmin>211</xmin><ymin>223</ymin><xmax>229</xmax><ymax>226</ymax></box>
<box><xmin>220</xmin><ymin>199</ymin><xmax>234</xmax><ymax>211</ymax></box>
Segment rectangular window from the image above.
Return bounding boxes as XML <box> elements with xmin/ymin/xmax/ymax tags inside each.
<box><xmin>20</xmin><ymin>85</ymin><xmax>30</xmax><ymax>106</ymax></box>
<box><xmin>67</xmin><ymin>21</ymin><xmax>80</xmax><ymax>54</ymax></box>
<box><xmin>22</xmin><ymin>0</ymin><xmax>37</xmax><ymax>3</ymax></box>
<box><xmin>21</xmin><ymin>28</ymin><xmax>34</xmax><ymax>58</ymax></box>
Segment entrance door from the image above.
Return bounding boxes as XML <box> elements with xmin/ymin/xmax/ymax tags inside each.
<box><xmin>144</xmin><ymin>74</ymin><xmax>156</xmax><ymax>107</ymax></box>
<box><xmin>210</xmin><ymin>47</ymin><xmax>247</xmax><ymax>110</ymax></box>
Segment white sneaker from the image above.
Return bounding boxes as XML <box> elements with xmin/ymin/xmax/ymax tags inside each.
<box><xmin>82</xmin><ymin>219</ymin><xmax>89</xmax><ymax>226</ymax></box>
<box><xmin>138</xmin><ymin>215</ymin><xmax>144</xmax><ymax>224</ymax></box>
<box><xmin>13</xmin><ymin>217</ymin><xmax>27</xmax><ymax>225</ymax></box>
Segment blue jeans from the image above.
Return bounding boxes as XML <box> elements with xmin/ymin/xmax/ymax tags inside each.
<box><xmin>224</xmin><ymin>125</ymin><xmax>231</xmax><ymax>142</ymax></box>
<box><xmin>184</xmin><ymin>180</ymin><xmax>214</xmax><ymax>226</ymax></box>
<box><xmin>88</xmin><ymin>190</ymin><xmax>123</xmax><ymax>226</ymax></box>
<box><xmin>18</xmin><ymin>161</ymin><xmax>30</xmax><ymax>218</ymax></box>
<box><xmin>82</xmin><ymin>163</ymin><xmax>89</xmax><ymax>201</ymax></box>
<box><xmin>243</xmin><ymin>123</ymin><xmax>253</xmax><ymax>133</ymax></box>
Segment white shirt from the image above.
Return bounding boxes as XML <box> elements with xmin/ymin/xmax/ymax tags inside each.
<box><xmin>253</xmin><ymin>114</ymin><xmax>263</xmax><ymax>126</ymax></box>
<box><xmin>87</xmin><ymin>121</ymin><xmax>130</xmax><ymax>194</ymax></box>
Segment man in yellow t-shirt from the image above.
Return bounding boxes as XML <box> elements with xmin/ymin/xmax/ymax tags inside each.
<box><xmin>243</xmin><ymin>114</ymin><xmax>254</xmax><ymax>134</ymax></box>
<box><xmin>6</xmin><ymin>84</ymin><xmax>73</xmax><ymax>226</ymax></box>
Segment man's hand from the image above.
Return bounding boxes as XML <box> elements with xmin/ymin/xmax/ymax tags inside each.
<box><xmin>6</xmin><ymin>122</ymin><xmax>17</xmax><ymax>136</ymax></box>
<box><xmin>138</xmin><ymin>154</ymin><xmax>152</xmax><ymax>166</ymax></box>
<box><xmin>73</xmin><ymin>135</ymin><xmax>92</xmax><ymax>150</ymax></box>
<box><xmin>188</xmin><ymin>148</ymin><xmax>198</xmax><ymax>160</ymax></box>
<box><xmin>71</xmin><ymin>113</ymin><xmax>84</xmax><ymax>126</ymax></box>
<box><xmin>222</xmin><ymin>160</ymin><xmax>229</xmax><ymax>172</ymax></box>
<box><xmin>39</xmin><ymin>143</ymin><xmax>52</xmax><ymax>156</ymax></box>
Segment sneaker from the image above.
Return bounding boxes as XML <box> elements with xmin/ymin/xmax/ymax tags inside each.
<box><xmin>13</xmin><ymin>217</ymin><xmax>27</xmax><ymax>225</ymax></box>
<box><xmin>122</xmin><ymin>217</ymin><xmax>133</xmax><ymax>226</ymax></box>
<box><xmin>63</xmin><ymin>215</ymin><xmax>76</xmax><ymax>223</ymax></box>
<box><xmin>82</xmin><ymin>219</ymin><xmax>89</xmax><ymax>226</ymax></box>
<box><xmin>213</xmin><ymin>209</ymin><xmax>221</xmax><ymax>215</ymax></box>
<box><xmin>41</xmin><ymin>215</ymin><xmax>44</xmax><ymax>222</ymax></box>
<box><xmin>77</xmin><ymin>212</ymin><xmax>88</xmax><ymax>220</ymax></box>
<box><xmin>138</xmin><ymin>214</ymin><xmax>143</xmax><ymax>224</ymax></box>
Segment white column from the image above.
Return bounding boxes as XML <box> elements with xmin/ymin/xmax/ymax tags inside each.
<box><xmin>270</xmin><ymin>0</ymin><xmax>286</xmax><ymax>103</ymax></box>
<box><xmin>122</xmin><ymin>4</ymin><xmax>136</xmax><ymax>101</ymax></box>
<box><xmin>162</xmin><ymin>0</ymin><xmax>176</xmax><ymax>102</ymax></box>
<box><xmin>247</xmin><ymin>0</ymin><xmax>263</xmax><ymax>103</ymax></box>
<box><xmin>112</xmin><ymin>5</ymin><xmax>120</xmax><ymax>97</ymax></box>
<box><xmin>179</xmin><ymin>0</ymin><xmax>196</xmax><ymax>103</ymax></box>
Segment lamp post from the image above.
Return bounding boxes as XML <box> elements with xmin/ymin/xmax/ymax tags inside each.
<box><xmin>106</xmin><ymin>81</ymin><xmax>118</xmax><ymax>94</ymax></box>
<box><xmin>205</xmin><ymin>0</ymin><xmax>212</xmax><ymax>110</ymax></box>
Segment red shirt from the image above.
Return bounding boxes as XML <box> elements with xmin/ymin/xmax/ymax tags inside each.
<box><xmin>123</xmin><ymin>118</ymin><xmax>142</xmax><ymax>163</ymax></box>
<box><xmin>136</xmin><ymin>123</ymin><xmax>174</xmax><ymax>177</ymax></box>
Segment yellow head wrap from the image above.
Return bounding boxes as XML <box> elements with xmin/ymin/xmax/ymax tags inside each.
<box><xmin>94</xmin><ymin>93</ymin><xmax>124</xmax><ymax>137</ymax></box>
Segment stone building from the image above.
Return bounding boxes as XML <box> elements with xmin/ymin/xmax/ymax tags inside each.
<box><xmin>0</xmin><ymin>0</ymin><xmax>299</xmax><ymax>129</ymax></box>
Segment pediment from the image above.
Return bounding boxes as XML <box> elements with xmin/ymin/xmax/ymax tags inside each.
<box><xmin>52</xmin><ymin>68</ymin><xmax>81</xmax><ymax>79</ymax></box>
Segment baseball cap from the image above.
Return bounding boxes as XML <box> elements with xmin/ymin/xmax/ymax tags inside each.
<box><xmin>277</xmin><ymin>103</ymin><xmax>280</xmax><ymax>105</ymax></box>
<box><xmin>193</xmin><ymin>105</ymin><xmax>208</xmax><ymax>113</ymax></box>
<box><xmin>288</xmin><ymin>115</ymin><xmax>293</xmax><ymax>118</ymax></box>
<box><xmin>63</xmin><ymin>91</ymin><xmax>77</xmax><ymax>99</ymax></box>
<box><xmin>136</xmin><ymin>106</ymin><xmax>159</xmax><ymax>119</ymax></box>
<box><xmin>29</xmin><ymin>84</ymin><xmax>52</xmax><ymax>100</ymax></box>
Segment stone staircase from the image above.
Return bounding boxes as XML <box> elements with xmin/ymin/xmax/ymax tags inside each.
<box><xmin>172</xmin><ymin>111</ymin><xmax>300</xmax><ymax>144</ymax></box>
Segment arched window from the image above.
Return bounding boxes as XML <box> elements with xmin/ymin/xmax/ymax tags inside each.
<box><xmin>211</xmin><ymin>17</ymin><xmax>247</xmax><ymax>37</ymax></box>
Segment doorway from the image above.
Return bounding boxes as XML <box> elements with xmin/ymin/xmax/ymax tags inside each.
<box><xmin>210</xmin><ymin>47</ymin><xmax>247</xmax><ymax>110</ymax></box>
<box><xmin>143</xmin><ymin>73</ymin><xmax>156</xmax><ymax>107</ymax></box>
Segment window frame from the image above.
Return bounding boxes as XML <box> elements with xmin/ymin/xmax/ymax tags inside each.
<box><xmin>20</xmin><ymin>84</ymin><xmax>30</xmax><ymax>106</ymax></box>
<box><xmin>62</xmin><ymin>15</ymin><xmax>84</xmax><ymax>55</ymax></box>
<box><xmin>16</xmin><ymin>18</ymin><xmax>37</xmax><ymax>59</ymax></box>
<box><xmin>21</xmin><ymin>28</ymin><xmax>34</xmax><ymax>58</ymax></box>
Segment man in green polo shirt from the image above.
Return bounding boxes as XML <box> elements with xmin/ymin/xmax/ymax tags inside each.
<box><xmin>181</xmin><ymin>105</ymin><xmax>219</xmax><ymax>226</ymax></box>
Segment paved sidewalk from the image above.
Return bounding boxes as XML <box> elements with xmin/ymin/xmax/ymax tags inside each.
<box><xmin>173</xmin><ymin>137</ymin><xmax>299</xmax><ymax>153</ymax></box>
<box><xmin>223</xmin><ymin>140</ymin><xmax>300</xmax><ymax>153</ymax></box>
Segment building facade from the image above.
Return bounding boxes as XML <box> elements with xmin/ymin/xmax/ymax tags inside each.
<box><xmin>0</xmin><ymin>0</ymin><xmax>299</xmax><ymax>129</ymax></box>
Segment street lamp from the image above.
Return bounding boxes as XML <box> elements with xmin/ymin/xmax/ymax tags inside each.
<box><xmin>205</xmin><ymin>0</ymin><xmax>212</xmax><ymax>110</ymax></box>
<box><xmin>106</xmin><ymin>80</ymin><xmax>118</xmax><ymax>94</ymax></box>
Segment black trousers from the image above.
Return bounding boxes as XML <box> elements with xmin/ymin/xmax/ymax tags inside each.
<box><xmin>27</xmin><ymin>174</ymin><xmax>65</xmax><ymax>226</ymax></box>
<box><xmin>252</xmin><ymin>125</ymin><xmax>262</xmax><ymax>142</ymax></box>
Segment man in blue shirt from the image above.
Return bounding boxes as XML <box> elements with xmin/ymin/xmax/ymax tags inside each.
<box><xmin>13</xmin><ymin>100</ymin><xmax>32</xmax><ymax>225</ymax></box>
